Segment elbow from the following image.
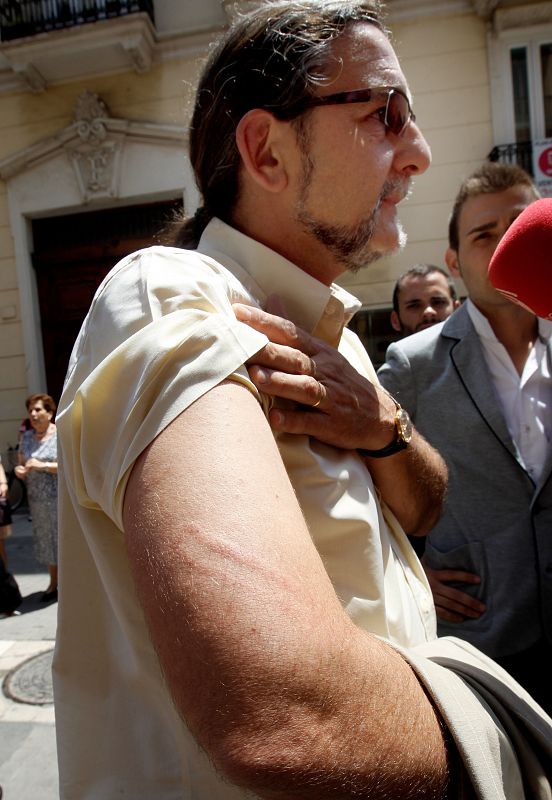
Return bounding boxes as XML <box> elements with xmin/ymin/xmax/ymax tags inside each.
<box><xmin>203</xmin><ymin>713</ymin><xmax>450</xmax><ymax>800</ymax></box>
<box><xmin>203</xmin><ymin>721</ymin><xmax>316</xmax><ymax>796</ymax></box>
<box><xmin>193</xmin><ymin>695</ymin><xmax>341</xmax><ymax>796</ymax></box>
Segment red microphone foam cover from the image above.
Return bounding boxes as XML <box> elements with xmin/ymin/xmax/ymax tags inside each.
<box><xmin>488</xmin><ymin>198</ymin><xmax>552</xmax><ymax>320</ymax></box>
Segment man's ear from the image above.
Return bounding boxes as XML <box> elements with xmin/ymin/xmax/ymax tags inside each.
<box><xmin>235</xmin><ymin>109</ymin><xmax>288</xmax><ymax>194</ymax></box>
<box><xmin>445</xmin><ymin>247</ymin><xmax>461</xmax><ymax>279</ymax></box>
<box><xmin>390</xmin><ymin>310</ymin><xmax>402</xmax><ymax>333</ymax></box>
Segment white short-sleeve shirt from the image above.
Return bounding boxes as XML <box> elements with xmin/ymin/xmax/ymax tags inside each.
<box><xmin>55</xmin><ymin>218</ymin><xmax>436</xmax><ymax>799</ymax></box>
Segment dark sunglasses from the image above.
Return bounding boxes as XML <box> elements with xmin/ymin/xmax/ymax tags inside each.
<box><xmin>273</xmin><ymin>87</ymin><xmax>415</xmax><ymax>137</ymax></box>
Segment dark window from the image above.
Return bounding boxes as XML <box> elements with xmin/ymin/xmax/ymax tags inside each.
<box><xmin>541</xmin><ymin>43</ymin><xmax>552</xmax><ymax>138</ymax></box>
<box><xmin>348</xmin><ymin>308</ymin><xmax>397</xmax><ymax>370</ymax></box>
<box><xmin>511</xmin><ymin>47</ymin><xmax>531</xmax><ymax>142</ymax></box>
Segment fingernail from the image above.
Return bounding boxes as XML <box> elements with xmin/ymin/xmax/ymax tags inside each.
<box><xmin>271</xmin><ymin>410</ymin><xmax>284</xmax><ymax>426</ymax></box>
<box><xmin>255</xmin><ymin>368</ymin><xmax>268</xmax><ymax>383</ymax></box>
<box><xmin>234</xmin><ymin>303</ymin><xmax>251</xmax><ymax>320</ymax></box>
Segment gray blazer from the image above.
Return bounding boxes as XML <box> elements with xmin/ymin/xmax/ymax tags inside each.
<box><xmin>378</xmin><ymin>302</ymin><xmax>552</xmax><ymax>658</ymax></box>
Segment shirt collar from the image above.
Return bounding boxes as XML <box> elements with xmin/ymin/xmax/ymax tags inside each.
<box><xmin>465</xmin><ymin>299</ymin><xmax>496</xmax><ymax>342</ymax></box>
<box><xmin>466</xmin><ymin>298</ymin><xmax>552</xmax><ymax>345</ymax></box>
<box><xmin>198</xmin><ymin>217</ymin><xmax>361</xmax><ymax>339</ymax></box>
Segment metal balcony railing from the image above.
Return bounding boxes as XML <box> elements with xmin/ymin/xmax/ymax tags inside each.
<box><xmin>487</xmin><ymin>141</ymin><xmax>534</xmax><ymax>176</ymax></box>
<box><xmin>0</xmin><ymin>0</ymin><xmax>154</xmax><ymax>42</ymax></box>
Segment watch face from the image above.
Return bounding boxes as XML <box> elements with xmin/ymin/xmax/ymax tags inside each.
<box><xmin>397</xmin><ymin>407</ymin><xmax>413</xmax><ymax>443</ymax></box>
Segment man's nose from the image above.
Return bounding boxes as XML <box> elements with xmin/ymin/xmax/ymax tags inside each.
<box><xmin>395</xmin><ymin>121</ymin><xmax>432</xmax><ymax>177</ymax></box>
<box><xmin>422</xmin><ymin>305</ymin><xmax>437</xmax><ymax>319</ymax></box>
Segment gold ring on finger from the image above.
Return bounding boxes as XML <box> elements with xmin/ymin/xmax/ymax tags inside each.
<box><xmin>312</xmin><ymin>381</ymin><xmax>324</xmax><ymax>408</ymax></box>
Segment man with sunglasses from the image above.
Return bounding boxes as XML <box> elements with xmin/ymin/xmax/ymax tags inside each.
<box><xmin>55</xmin><ymin>3</ymin><xmax>552</xmax><ymax>799</ymax></box>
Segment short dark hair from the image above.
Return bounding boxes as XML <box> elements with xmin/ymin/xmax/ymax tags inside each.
<box><xmin>174</xmin><ymin>1</ymin><xmax>386</xmax><ymax>248</ymax></box>
<box><xmin>25</xmin><ymin>393</ymin><xmax>57</xmax><ymax>416</ymax></box>
<box><xmin>448</xmin><ymin>162</ymin><xmax>540</xmax><ymax>252</ymax></box>
<box><xmin>392</xmin><ymin>264</ymin><xmax>456</xmax><ymax>313</ymax></box>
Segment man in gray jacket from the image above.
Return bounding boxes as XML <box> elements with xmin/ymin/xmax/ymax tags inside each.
<box><xmin>379</xmin><ymin>162</ymin><xmax>552</xmax><ymax>713</ymax></box>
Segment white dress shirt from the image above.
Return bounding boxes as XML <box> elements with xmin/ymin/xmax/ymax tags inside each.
<box><xmin>467</xmin><ymin>299</ymin><xmax>552</xmax><ymax>482</ymax></box>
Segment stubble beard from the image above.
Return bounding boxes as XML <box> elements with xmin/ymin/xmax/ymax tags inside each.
<box><xmin>293</xmin><ymin>122</ymin><xmax>408</xmax><ymax>273</ymax></box>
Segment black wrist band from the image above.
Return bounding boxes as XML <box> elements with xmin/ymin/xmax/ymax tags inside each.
<box><xmin>358</xmin><ymin>434</ymin><xmax>407</xmax><ymax>459</ymax></box>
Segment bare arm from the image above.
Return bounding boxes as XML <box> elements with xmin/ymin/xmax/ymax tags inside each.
<box><xmin>15</xmin><ymin>449</ymin><xmax>27</xmax><ymax>480</ymax></box>
<box><xmin>359</xmin><ymin>429</ymin><xmax>446</xmax><ymax>537</ymax></box>
<box><xmin>123</xmin><ymin>381</ymin><xmax>450</xmax><ymax>799</ymax></box>
<box><xmin>233</xmin><ymin>303</ymin><xmax>447</xmax><ymax>537</ymax></box>
<box><xmin>23</xmin><ymin>457</ymin><xmax>58</xmax><ymax>475</ymax></box>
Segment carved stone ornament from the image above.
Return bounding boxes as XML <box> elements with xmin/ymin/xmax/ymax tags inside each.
<box><xmin>75</xmin><ymin>90</ymin><xmax>109</xmax><ymax>122</ymax></box>
<box><xmin>471</xmin><ymin>0</ymin><xmax>500</xmax><ymax>19</ymax></box>
<box><xmin>493</xmin><ymin>1</ymin><xmax>552</xmax><ymax>32</ymax></box>
<box><xmin>66</xmin><ymin>91</ymin><xmax>122</xmax><ymax>203</ymax></box>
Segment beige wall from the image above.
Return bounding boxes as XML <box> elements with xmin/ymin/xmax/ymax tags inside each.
<box><xmin>339</xmin><ymin>11</ymin><xmax>492</xmax><ymax>306</ymax></box>
<box><xmin>0</xmin><ymin>170</ymin><xmax>24</xmax><ymax>451</ymax></box>
<box><xmin>0</xmin><ymin>56</ymin><xmax>202</xmax><ymax>451</ymax></box>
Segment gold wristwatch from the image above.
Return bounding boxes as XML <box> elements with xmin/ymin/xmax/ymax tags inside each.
<box><xmin>358</xmin><ymin>393</ymin><xmax>412</xmax><ymax>458</ymax></box>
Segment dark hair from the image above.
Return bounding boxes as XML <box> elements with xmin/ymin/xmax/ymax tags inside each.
<box><xmin>448</xmin><ymin>162</ymin><xmax>540</xmax><ymax>252</ymax></box>
<box><xmin>392</xmin><ymin>264</ymin><xmax>456</xmax><ymax>313</ymax></box>
<box><xmin>25</xmin><ymin>393</ymin><xmax>57</xmax><ymax>416</ymax></box>
<box><xmin>174</xmin><ymin>0</ymin><xmax>386</xmax><ymax>248</ymax></box>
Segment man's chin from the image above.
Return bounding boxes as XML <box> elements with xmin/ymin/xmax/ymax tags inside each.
<box><xmin>348</xmin><ymin>224</ymin><xmax>407</xmax><ymax>273</ymax></box>
<box><xmin>415</xmin><ymin>321</ymin><xmax>438</xmax><ymax>333</ymax></box>
<box><xmin>372</xmin><ymin>220</ymin><xmax>407</xmax><ymax>258</ymax></box>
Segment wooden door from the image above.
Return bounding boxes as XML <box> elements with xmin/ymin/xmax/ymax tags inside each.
<box><xmin>32</xmin><ymin>199</ymin><xmax>182</xmax><ymax>404</ymax></box>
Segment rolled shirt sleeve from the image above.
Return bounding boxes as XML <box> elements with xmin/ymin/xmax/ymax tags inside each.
<box><xmin>57</xmin><ymin>246</ymin><xmax>269</xmax><ymax>531</ymax></box>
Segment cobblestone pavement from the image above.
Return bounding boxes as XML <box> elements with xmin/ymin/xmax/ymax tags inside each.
<box><xmin>0</xmin><ymin>510</ymin><xmax>58</xmax><ymax>799</ymax></box>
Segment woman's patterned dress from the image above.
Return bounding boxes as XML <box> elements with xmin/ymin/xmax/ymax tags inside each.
<box><xmin>20</xmin><ymin>429</ymin><xmax>58</xmax><ymax>566</ymax></box>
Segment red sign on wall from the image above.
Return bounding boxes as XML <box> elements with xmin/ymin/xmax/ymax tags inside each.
<box><xmin>533</xmin><ymin>139</ymin><xmax>552</xmax><ymax>197</ymax></box>
<box><xmin>538</xmin><ymin>147</ymin><xmax>552</xmax><ymax>177</ymax></box>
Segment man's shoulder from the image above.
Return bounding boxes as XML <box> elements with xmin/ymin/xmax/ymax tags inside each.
<box><xmin>392</xmin><ymin>321</ymin><xmax>445</xmax><ymax>357</ymax></box>
<box><xmin>60</xmin><ymin>243</ymin><xmax>256</xmax><ymax>411</ymax></box>
<box><xmin>378</xmin><ymin>308</ymin><xmax>476</xmax><ymax>398</ymax></box>
<box><xmin>99</xmin><ymin>245</ymin><xmax>234</xmax><ymax>294</ymax></box>
<box><xmin>385</xmin><ymin>321</ymin><xmax>449</xmax><ymax>373</ymax></box>
<box><xmin>388</xmin><ymin>304</ymin><xmax>472</xmax><ymax>362</ymax></box>
<box><xmin>86</xmin><ymin>244</ymin><xmax>249</xmax><ymax>329</ymax></box>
